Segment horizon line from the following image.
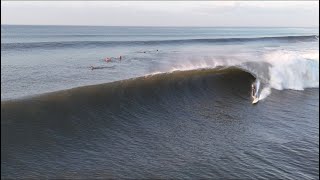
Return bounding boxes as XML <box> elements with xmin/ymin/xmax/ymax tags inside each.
<box><xmin>1</xmin><ymin>24</ymin><xmax>319</xmax><ymax>28</ymax></box>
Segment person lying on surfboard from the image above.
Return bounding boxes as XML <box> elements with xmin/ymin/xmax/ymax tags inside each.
<box><xmin>105</xmin><ymin>57</ymin><xmax>112</xmax><ymax>62</ymax></box>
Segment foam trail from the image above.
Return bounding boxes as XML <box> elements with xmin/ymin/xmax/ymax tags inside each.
<box><xmin>255</xmin><ymin>80</ymin><xmax>260</xmax><ymax>97</ymax></box>
<box><xmin>259</xmin><ymin>87</ymin><xmax>272</xmax><ymax>100</ymax></box>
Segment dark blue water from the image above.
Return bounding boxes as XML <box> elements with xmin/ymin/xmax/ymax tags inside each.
<box><xmin>1</xmin><ymin>25</ymin><xmax>319</xmax><ymax>179</ymax></box>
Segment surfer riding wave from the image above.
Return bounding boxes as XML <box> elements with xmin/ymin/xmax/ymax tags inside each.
<box><xmin>251</xmin><ymin>80</ymin><xmax>260</xmax><ymax>104</ymax></box>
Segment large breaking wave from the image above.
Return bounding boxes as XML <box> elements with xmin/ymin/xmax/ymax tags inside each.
<box><xmin>1</xmin><ymin>47</ymin><xmax>319</xmax><ymax>105</ymax></box>
<box><xmin>147</xmin><ymin>48</ymin><xmax>319</xmax><ymax>101</ymax></box>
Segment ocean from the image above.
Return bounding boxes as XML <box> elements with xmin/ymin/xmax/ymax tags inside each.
<box><xmin>1</xmin><ymin>25</ymin><xmax>319</xmax><ymax>179</ymax></box>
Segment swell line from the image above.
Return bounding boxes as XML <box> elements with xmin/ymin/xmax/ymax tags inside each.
<box><xmin>1</xmin><ymin>35</ymin><xmax>318</xmax><ymax>51</ymax></box>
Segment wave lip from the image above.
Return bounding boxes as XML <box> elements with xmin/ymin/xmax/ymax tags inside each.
<box><xmin>1</xmin><ymin>35</ymin><xmax>318</xmax><ymax>51</ymax></box>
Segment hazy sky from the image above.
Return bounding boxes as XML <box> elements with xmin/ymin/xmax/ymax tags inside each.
<box><xmin>1</xmin><ymin>1</ymin><xmax>319</xmax><ymax>27</ymax></box>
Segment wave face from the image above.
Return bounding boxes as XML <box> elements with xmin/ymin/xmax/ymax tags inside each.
<box><xmin>1</xmin><ymin>68</ymin><xmax>254</xmax><ymax>121</ymax></box>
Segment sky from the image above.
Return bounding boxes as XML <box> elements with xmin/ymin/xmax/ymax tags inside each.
<box><xmin>1</xmin><ymin>1</ymin><xmax>319</xmax><ymax>27</ymax></box>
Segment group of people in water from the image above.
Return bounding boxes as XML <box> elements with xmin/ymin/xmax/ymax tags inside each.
<box><xmin>105</xmin><ymin>56</ymin><xmax>122</xmax><ymax>63</ymax></box>
<box><xmin>90</xmin><ymin>56</ymin><xmax>122</xmax><ymax>70</ymax></box>
<box><xmin>140</xmin><ymin>49</ymin><xmax>158</xmax><ymax>54</ymax></box>
<box><xmin>90</xmin><ymin>49</ymin><xmax>159</xmax><ymax>70</ymax></box>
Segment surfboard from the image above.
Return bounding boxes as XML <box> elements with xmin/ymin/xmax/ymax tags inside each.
<box><xmin>251</xmin><ymin>80</ymin><xmax>260</xmax><ymax>104</ymax></box>
<box><xmin>252</xmin><ymin>97</ymin><xmax>259</xmax><ymax>104</ymax></box>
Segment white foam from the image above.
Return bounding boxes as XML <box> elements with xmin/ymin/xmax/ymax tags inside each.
<box><xmin>149</xmin><ymin>49</ymin><xmax>319</xmax><ymax>101</ymax></box>
<box><xmin>259</xmin><ymin>87</ymin><xmax>272</xmax><ymax>100</ymax></box>
<box><xmin>264</xmin><ymin>50</ymin><xmax>319</xmax><ymax>91</ymax></box>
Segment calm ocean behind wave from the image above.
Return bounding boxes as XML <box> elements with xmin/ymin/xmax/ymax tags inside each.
<box><xmin>1</xmin><ymin>25</ymin><xmax>319</xmax><ymax>179</ymax></box>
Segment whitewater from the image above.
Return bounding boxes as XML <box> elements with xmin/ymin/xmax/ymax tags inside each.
<box><xmin>153</xmin><ymin>48</ymin><xmax>319</xmax><ymax>101</ymax></box>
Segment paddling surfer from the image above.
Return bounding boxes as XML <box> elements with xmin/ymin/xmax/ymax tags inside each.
<box><xmin>105</xmin><ymin>57</ymin><xmax>111</xmax><ymax>62</ymax></box>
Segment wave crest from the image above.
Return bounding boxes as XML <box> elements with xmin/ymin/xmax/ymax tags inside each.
<box><xmin>266</xmin><ymin>50</ymin><xmax>319</xmax><ymax>91</ymax></box>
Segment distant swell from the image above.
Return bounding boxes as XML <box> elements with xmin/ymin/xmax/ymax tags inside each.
<box><xmin>1</xmin><ymin>35</ymin><xmax>318</xmax><ymax>51</ymax></box>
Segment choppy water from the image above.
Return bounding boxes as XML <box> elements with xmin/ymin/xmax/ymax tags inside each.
<box><xmin>1</xmin><ymin>25</ymin><xmax>319</xmax><ymax>179</ymax></box>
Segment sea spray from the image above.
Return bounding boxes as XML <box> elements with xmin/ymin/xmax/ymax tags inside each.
<box><xmin>265</xmin><ymin>50</ymin><xmax>319</xmax><ymax>91</ymax></box>
<box><xmin>151</xmin><ymin>49</ymin><xmax>319</xmax><ymax>101</ymax></box>
<box><xmin>259</xmin><ymin>87</ymin><xmax>272</xmax><ymax>100</ymax></box>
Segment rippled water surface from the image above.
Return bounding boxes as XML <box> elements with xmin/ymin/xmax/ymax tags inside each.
<box><xmin>1</xmin><ymin>26</ymin><xmax>319</xmax><ymax>179</ymax></box>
